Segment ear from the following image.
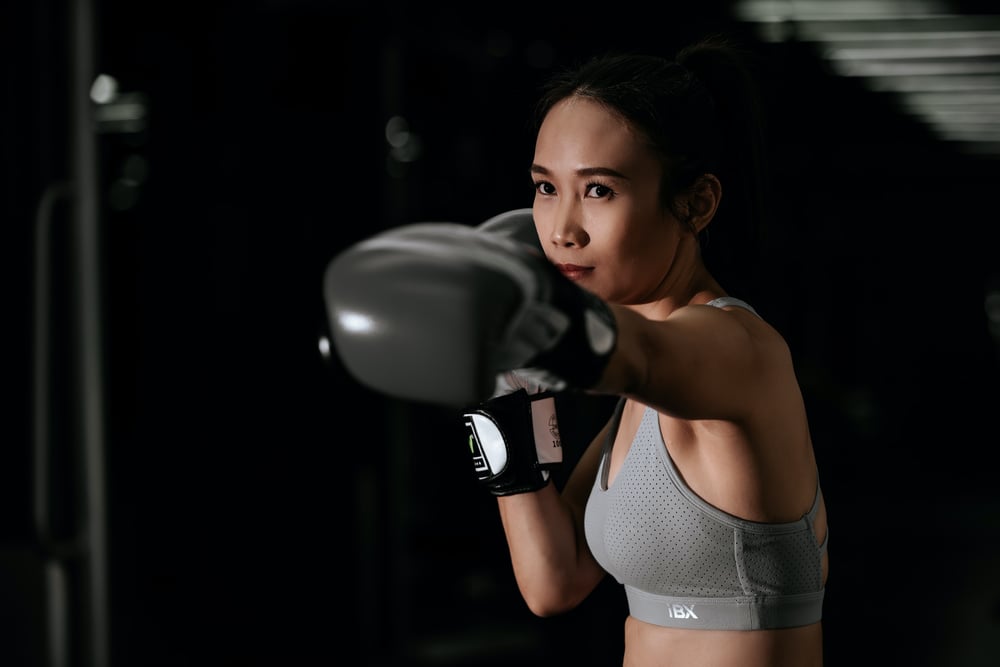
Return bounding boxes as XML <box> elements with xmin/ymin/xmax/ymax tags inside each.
<box><xmin>686</xmin><ymin>174</ymin><xmax>721</xmax><ymax>234</ymax></box>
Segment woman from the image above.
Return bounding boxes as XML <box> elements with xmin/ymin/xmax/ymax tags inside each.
<box><xmin>487</xmin><ymin>36</ymin><xmax>829</xmax><ymax>666</ymax></box>
<box><xmin>322</xmin><ymin>32</ymin><xmax>830</xmax><ymax>667</ymax></box>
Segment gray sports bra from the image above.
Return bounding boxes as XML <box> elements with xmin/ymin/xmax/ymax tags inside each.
<box><xmin>582</xmin><ymin>297</ymin><xmax>827</xmax><ymax>630</ymax></box>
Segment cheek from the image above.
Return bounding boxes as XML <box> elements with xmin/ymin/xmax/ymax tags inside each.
<box><xmin>589</xmin><ymin>229</ymin><xmax>648</xmax><ymax>293</ymax></box>
<box><xmin>600</xmin><ymin>221</ymin><xmax>678</xmax><ymax>298</ymax></box>
<box><xmin>605</xmin><ymin>217</ymin><xmax>668</xmax><ymax>266</ymax></box>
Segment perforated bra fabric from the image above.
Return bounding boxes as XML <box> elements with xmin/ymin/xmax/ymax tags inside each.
<box><xmin>582</xmin><ymin>299</ymin><xmax>826</xmax><ymax>631</ymax></box>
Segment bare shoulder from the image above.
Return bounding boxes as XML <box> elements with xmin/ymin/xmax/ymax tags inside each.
<box><xmin>607</xmin><ymin>299</ymin><xmax>796</xmax><ymax>421</ymax></box>
<box><xmin>689</xmin><ymin>300</ymin><xmax>792</xmax><ymax>359</ymax></box>
<box><xmin>663</xmin><ymin>300</ymin><xmax>788</xmax><ymax>357</ymax></box>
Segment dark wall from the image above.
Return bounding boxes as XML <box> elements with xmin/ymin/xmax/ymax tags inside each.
<box><xmin>3</xmin><ymin>2</ymin><xmax>999</xmax><ymax>666</ymax></box>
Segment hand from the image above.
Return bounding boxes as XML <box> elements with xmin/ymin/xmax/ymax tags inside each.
<box><xmin>463</xmin><ymin>386</ymin><xmax>563</xmax><ymax>496</ymax></box>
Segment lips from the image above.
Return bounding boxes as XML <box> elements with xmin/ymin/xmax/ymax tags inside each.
<box><xmin>555</xmin><ymin>263</ymin><xmax>592</xmax><ymax>281</ymax></box>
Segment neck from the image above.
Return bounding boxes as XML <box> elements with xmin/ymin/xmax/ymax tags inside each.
<box><xmin>628</xmin><ymin>237</ymin><xmax>724</xmax><ymax>321</ymax></box>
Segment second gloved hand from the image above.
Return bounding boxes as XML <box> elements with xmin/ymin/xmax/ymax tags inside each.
<box><xmin>463</xmin><ymin>371</ymin><xmax>564</xmax><ymax>496</ymax></box>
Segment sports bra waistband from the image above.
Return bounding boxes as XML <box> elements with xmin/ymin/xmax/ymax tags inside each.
<box><xmin>625</xmin><ymin>586</ymin><xmax>825</xmax><ymax>631</ymax></box>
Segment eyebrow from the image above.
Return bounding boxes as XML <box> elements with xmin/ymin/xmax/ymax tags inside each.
<box><xmin>530</xmin><ymin>164</ymin><xmax>630</xmax><ymax>180</ymax></box>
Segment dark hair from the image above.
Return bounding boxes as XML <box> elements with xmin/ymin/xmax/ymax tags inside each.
<box><xmin>533</xmin><ymin>35</ymin><xmax>770</xmax><ymax>289</ymax></box>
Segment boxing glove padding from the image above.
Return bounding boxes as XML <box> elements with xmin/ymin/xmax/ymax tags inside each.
<box><xmin>477</xmin><ymin>208</ymin><xmax>542</xmax><ymax>250</ymax></box>
<box><xmin>323</xmin><ymin>222</ymin><xmax>617</xmax><ymax>406</ymax></box>
<box><xmin>463</xmin><ymin>388</ymin><xmax>562</xmax><ymax>496</ymax></box>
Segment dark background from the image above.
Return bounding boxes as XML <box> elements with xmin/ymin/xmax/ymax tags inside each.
<box><xmin>3</xmin><ymin>1</ymin><xmax>1000</xmax><ymax>665</ymax></box>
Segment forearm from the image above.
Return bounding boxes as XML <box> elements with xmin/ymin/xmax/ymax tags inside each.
<box><xmin>496</xmin><ymin>482</ymin><xmax>603</xmax><ymax>616</ymax></box>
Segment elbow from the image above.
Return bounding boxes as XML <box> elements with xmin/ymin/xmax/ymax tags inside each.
<box><xmin>519</xmin><ymin>585</ymin><xmax>587</xmax><ymax>618</ymax></box>
<box><xmin>523</xmin><ymin>596</ymin><xmax>575</xmax><ymax>618</ymax></box>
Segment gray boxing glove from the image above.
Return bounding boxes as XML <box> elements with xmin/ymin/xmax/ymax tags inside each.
<box><xmin>477</xmin><ymin>208</ymin><xmax>541</xmax><ymax>250</ymax></box>
<box><xmin>322</xmin><ymin>218</ymin><xmax>617</xmax><ymax>407</ymax></box>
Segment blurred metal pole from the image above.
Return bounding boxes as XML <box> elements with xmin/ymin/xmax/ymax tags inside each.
<box><xmin>69</xmin><ymin>0</ymin><xmax>110</xmax><ymax>665</ymax></box>
<box><xmin>33</xmin><ymin>181</ymin><xmax>72</xmax><ymax>667</ymax></box>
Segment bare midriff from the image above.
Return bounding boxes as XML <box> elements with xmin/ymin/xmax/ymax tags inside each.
<box><xmin>623</xmin><ymin>617</ymin><xmax>824</xmax><ymax>667</ymax></box>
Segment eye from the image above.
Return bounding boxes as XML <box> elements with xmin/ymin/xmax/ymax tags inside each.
<box><xmin>533</xmin><ymin>180</ymin><xmax>556</xmax><ymax>196</ymax></box>
<box><xmin>585</xmin><ymin>182</ymin><xmax>614</xmax><ymax>199</ymax></box>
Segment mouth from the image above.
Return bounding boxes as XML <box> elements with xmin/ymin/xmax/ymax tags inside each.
<box><xmin>555</xmin><ymin>263</ymin><xmax>593</xmax><ymax>281</ymax></box>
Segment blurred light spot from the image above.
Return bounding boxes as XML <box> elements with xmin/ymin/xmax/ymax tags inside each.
<box><xmin>734</xmin><ymin>0</ymin><xmax>948</xmax><ymax>22</ymax></box>
<box><xmin>94</xmin><ymin>100</ymin><xmax>146</xmax><ymax>124</ymax></box>
<box><xmin>390</xmin><ymin>134</ymin><xmax>422</xmax><ymax>163</ymax></box>
<box><xmin>337</xmin><ymin>311</ymin><xmax>378</xmax><ymax>334</ymax></box>
<box><xmin>385</xmin><ymin>115</ymin><xmax>422</xmax><ymax>172</ymax></box>
<box><xmin>385</xmin><ymin>115</ymin><xmax>410</xmax><ymax>148</ymax></box>
<box><xmin>317</xmin><ymin>335</ymin><xmax>331</xmax><ymax>360</ymax></box>
<box><xmin>735</xmin><ymin>1</ymin><xmax>1000</xmax><ymax>155</ymax></box>
<box><xmin>94</xmin><ymin>92</ymin><xmax>149</xmax><ymax>133</ymax></box>
<box><xmin>865</xmin><ymin>74</ymin><xmax>1000</xmax><ymax>94</ymax></box>
<box><xmin>90</xmin><ymin>74</ymin><xmax>118</xmax><ymax>104</ymax></box>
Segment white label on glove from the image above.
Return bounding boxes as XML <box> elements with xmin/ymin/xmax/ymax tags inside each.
<box><xmin>466</xmin><ymin>413</ymin><xmax>508</xmax><ymax>479</ymax></box>
<box><xmin>530</xmin><ymin>396</ymin><xmax>562</xmax><ymax>465</ymax></box>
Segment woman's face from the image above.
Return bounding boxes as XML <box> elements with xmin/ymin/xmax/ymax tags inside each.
<box><xmin>531</xmin><ymin>96</ymin><xmax>686</xmax><ymax>306</ymax></box>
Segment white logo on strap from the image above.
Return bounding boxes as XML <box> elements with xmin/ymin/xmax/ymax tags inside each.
<box><xmin>667</xmin><ymin>604</ymin><xmax>698</xmax><ymax>620</ymax></box>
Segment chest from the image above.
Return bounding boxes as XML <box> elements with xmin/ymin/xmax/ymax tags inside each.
<box><xmin>607</xmin><ymin>401</ymin><xmax>699</xmax><ymax>489</ymax></box>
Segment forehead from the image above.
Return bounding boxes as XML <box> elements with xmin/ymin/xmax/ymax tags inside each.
<box><xmin>534</xmin><ymin>97</ymin><xmax>651</xmax><ymax>172</ymax></box>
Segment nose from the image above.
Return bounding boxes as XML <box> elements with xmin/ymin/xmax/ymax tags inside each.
<box><xmin>547</xmin><ymin>202</ymin><xmax>589</xmax><ymax>248</ymax></box>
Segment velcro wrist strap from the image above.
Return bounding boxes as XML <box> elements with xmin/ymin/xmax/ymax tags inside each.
<box><xmin>528</xmin><ymin>394</ymin><xmax>561</xmax><ymax>467</ymax></box>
